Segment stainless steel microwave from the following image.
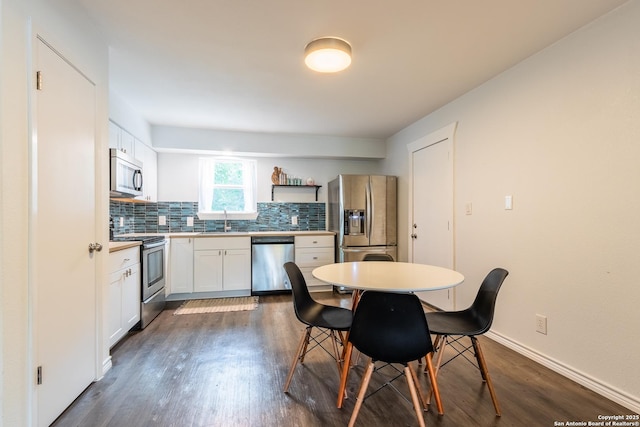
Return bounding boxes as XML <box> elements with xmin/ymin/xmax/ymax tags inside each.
<box><xmin>110</xmin><ymin>149</ymin><xmax>143</xmax><ymax>198</ymax></box>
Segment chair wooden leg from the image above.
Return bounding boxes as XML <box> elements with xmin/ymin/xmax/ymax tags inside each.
<box><xmin>424</xmin><ymin>352</ymin><xmax>444</xmax><ymax>415</ymax></box>
<box><xmin>330</xmin><ymin>331</ymin><xmax>342</xmax><ymax>371</ymax></box>
<box><xmin>471</xmin><ymin>337</ymin><xmax>501</xmax><ymax>416</ymax></box>
<box><xmin>299</xmin><ymin>327</ymin><xmax>312</xmax><ymax>364</ymax></box>
<box><xmin>348</xmin><ymin>360</ymin><xmax>375</xmax><ymax>427</ymax></box>
<box><xmin>337</xmin><ymin>341</ymin><xmax>354</xmax><ymax>408</ymax></box>
<box><xmin>426</xmin><ymin>335</ymin><xmax>448</xmax><ymax>405</ymax></box>
<box><xmin>405</xmin><ymin>366</ymin><xmax>427</xmax><ymax>427</ymax></box>
<box><xmin>284</xmin><ymin>327</ymin><xmax>312</xmax><ymax>392</ymax></box>
<box><xmin>408</xmin><ymin>363</ymin><xmax>428</xmax><ymax>409</ymax></box>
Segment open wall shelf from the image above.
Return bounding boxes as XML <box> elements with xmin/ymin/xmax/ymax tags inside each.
<box><xmin>271</xmin><ymin>185</ymin><xmax>322</xmax><ymax>201</ymax></box>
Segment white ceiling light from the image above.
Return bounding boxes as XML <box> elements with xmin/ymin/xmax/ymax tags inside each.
<box><xmin>304</xmin><ymin>37</ymin><xmax>352</xmax><ymax>73</ymax></box>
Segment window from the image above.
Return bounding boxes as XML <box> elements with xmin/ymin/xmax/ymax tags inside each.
<box><xmin>198</xmin><ymin>157</ymin><xmax>257</xmax><ymax>220</ymax></box>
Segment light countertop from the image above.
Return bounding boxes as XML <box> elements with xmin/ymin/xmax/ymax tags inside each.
<box><xmin>108</xmin><ymin>241</ymin><xmax>142</xmax><ymax>253</ymax></box>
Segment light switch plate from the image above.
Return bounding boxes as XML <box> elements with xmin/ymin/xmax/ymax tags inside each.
<box><xmin>158</xmin><ymin>215</ymin><xmax>166</xmax><ymax>226</ymax></box>
<box><xmin>505</xmin><ymin>195</ymin><xmax>513</xmax><ymax>210</ymax></box>
<box><xmin>465</xmin><ymin>202</ymin><xmax>473</xmax><ymax>215</ymax></box>
<box><xmin>186</xmin><ymin>216</ymin><xmax>194</xmax><ymax>227</ymax></box>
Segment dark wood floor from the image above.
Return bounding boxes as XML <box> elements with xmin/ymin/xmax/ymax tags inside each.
<box><xmin>53</xmin><ymin>293</ymin><xmax>632</xmax><ymax>427</ymax></box>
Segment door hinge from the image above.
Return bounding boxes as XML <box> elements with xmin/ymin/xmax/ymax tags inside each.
<box><xmin>37</xmin><ymin>366</ymin><xmax>43</xmax><ymax>385</ymax></box>
<box><xmin>36</xmin><ymin>71</ymin><xmax>43</xmax><ymax>90</ymax></box>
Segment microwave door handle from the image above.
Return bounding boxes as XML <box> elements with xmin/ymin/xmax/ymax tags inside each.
<box><xmin>365</xmin><ymin>179</ymin><xmax>372</xmax><ymax>239</ymax></box>
<box><xmin>133</xmin><ymin>169</ymin><xmax>143</xmax><ymax>191</ymax></box>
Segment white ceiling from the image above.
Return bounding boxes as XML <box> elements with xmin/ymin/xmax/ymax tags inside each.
<box><xmin>76</xmin><ymin>0</ymin><xmax>628</xmax><ymax>140</ymax></box>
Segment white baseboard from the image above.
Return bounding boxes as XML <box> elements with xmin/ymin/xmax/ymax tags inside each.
<box><xmin>486</xmin><ymin>330</ymin><xmax>640</xmax><ymax>414</ymax></box>
<box><xmin>101</xmin><ymin>356</ymin><xmax>112</xmax><ymax>378</ymax></box>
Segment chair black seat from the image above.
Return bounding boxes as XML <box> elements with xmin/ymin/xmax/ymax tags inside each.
<box><xmin>426</xmin><ymin>309</ymin><xmax>488</xmax><ymax>336</ymax></box>
<box><xmin>297</xmin><ymin>304</ymin><xmax>352</xmax><ymax>331</ymax></box>
<box><xmin>426</xmin><ymin>268</ymin><xmax>509</xmax><ymax>338</ymax></box>
<box><xmin>350</xmin><ymin>291</ymin><xmax>431</xmax><ymax>364</ymax></box>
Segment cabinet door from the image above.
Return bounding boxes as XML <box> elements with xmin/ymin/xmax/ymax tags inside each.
<box><xmin>144</xmin><ymin>147</ymin><xmax>157</xmax><ymax>202</ymax></box>
<box><xmin>170</xmin><ymin>238</ymin><xmax>194</xmax><ymax>293</ymax></box>
<box><xmin>108</xmin><ymin>270</ymin><xmax>124</xmax><ymax>348</ymax></box>
<box><xmin>134</xmin><ymin>139</ymin><xmax>157</xmax><ymax>202</ymax></box>
<box><xmin>223</xmin><ymin>249</ymin><xmax>251</xmax><ymax>291</ymax></box>
<box><xmin>108</xmin><ymin>121</ymin><xmax>120</xmax><ymax>150</ymax></box>
<box><xmin>122</xmin><ymin>263</ymin><xmax>141</xmax><ymax>330</ymax></box>
<box><xmin>119</xmin><ymin>129</ymin><xmax>135</xmax><ymax>155</ymax></box>
<box><xmin>194</xmin><ymin>250</ymin><xmax>223</xmax><ymax>292</ymax></box>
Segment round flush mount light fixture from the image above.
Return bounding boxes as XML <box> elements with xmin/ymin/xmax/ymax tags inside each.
<box><xmin>304</xmin><ymin>37</ymin><xmax>352</xmax><ymax>73</ymax></box>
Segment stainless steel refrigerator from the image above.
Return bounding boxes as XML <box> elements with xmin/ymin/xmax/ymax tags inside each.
<box><xmin>328</xmin><ymin>175</ymin><xmax>397</xmax><ymax>263</ymax></box>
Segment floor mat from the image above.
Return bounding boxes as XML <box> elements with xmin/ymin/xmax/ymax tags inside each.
<box><xmin>173</xmin><ymin>296</ymin><xmax>259</xmax><ymax>315</ymax></box>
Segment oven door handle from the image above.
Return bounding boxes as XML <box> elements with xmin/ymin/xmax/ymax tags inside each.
<box><xmin>142</xmin><ymin>240</ymin><xmax>166</xmax><ymax>250</ymax></box>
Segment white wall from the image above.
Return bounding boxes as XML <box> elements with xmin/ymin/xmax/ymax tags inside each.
<box><xmin>158</xmin><ymin>152</ymin><xmax>381</xmax><ymax>203</ymax></box>
<box><xmin>1</xmin><ymin>0</ymin><xmax>109</xmax><ymax>424</ymax></box>
<box><xmin>109</xmin><ymin>89</ymin><xmax>152</xmax><ymax>145</ymax></box>
<box><xmin>383</xmin><ymin>0</ymin><xmax>640</xmax><ymax>411</ymax></box>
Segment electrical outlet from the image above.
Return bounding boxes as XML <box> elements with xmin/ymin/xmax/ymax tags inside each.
<box><xmin>119</xmin><ymin>217</ymin><xmax>124</xmax><ymax>227</ymax></box>
<box><xmin>536</xmin><ymin>314</ymin><xmax>547</xmax><ymax>335</ymax></box>
<box><xmin>291</xmin><ymin>215</ymin><xmax>298</xmax><ymax>225</ymax></box>
<box><xmin>186</xmin><ymin>216</ymin><xmax>194</xmax><ymax>227</ymax></box>
<box><xmin>158</xmin><ymin>215</ymin><xmax>166</xmax><ymax>226</ymax></box>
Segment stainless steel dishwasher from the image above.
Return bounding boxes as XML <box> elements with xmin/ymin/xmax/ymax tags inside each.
<box><xmin>251</xmin><ymin>235</ymin><xmax>295</xmax><ymax>294</ymax></box>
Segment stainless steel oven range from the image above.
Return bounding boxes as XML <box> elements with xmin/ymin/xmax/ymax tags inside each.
<box><xmin>112</xmin><ymin>235</ymin><xmax>166</xmax><ymax>328</ymax></box>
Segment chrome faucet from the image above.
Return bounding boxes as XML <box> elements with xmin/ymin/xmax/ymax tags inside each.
<box><xmin>223</xmin><ymin>208</ymin><xmax>231</xmax><ymax>232</ymax></box>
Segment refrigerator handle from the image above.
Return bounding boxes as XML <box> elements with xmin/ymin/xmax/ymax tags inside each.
<box><xmin>366</xmin><ymin>179</ymin><xmax>372</xmax><ymax>239</ymax></box>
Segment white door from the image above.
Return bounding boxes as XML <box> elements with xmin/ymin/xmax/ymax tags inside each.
<box><xmin>33</xmin><ymin>38</ymin><xmax>98</xmax><ymax>426</ymax></box>
<box><xmin>409</xmin><ymin>124</ymin><xmax>456</xmax><ymax>310</ymax></box>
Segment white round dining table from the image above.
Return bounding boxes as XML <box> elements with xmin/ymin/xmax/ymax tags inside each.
<box><xmin>312</xmin><ymin>261</ymin><xmax>465</xmax><ymax>293</ymax></box>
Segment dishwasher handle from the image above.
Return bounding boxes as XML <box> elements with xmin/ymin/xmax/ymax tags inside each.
<box><xmin>251</xmin><ymin>236</ymin><xmax>295</xmax><ymax>245</ymax></box>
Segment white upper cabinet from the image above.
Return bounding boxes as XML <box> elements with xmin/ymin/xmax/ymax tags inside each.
<box><xmin>109</xmin><ymin>120</ymin><xmax>158</xmax><ymax>202</ymax></box>
<box><xmin>108</xmin><ymin>120</ymin><xmax>134</xmax><ymax>155</ymax></box>
<box><xmin>134</xmin><ymin>138</ymin><xmax>158</xmax><ymax>202</ymax></box>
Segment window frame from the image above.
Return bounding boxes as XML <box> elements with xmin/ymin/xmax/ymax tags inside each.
<box><xmin>197</xmin><ymin>157</ymin><xmax>258</xmax><ymax>220</ymax></box>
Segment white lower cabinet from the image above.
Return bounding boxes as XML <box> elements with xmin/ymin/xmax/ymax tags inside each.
<box><xmin>294</xmin><ymin>235</ymin><xmax>335</xmax><ymax>291</ymax></box>
<box><xmin>194</xmin><ymin>237</ymin><xmax>251</xmax><ymax>294</ymax></box>
<box><xmin>108</xmin><ymin>247</ymin><xmax>140</xmax><ymax>348</ymax></box>
<box><xmin>169</xmin><ymin>238</ymin><xmax>194</xmax><ymax>293</ymax></box>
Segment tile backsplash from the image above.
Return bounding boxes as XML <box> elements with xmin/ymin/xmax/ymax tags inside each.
<box><xmin>110</xmin><ymin>201</ymin><xmax>326</xmax><ymax>235</ymax></box>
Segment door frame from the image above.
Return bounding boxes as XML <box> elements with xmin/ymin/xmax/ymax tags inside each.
<box><xmin>406</xmin><ymin>121</ymin><xmax>457</xmax><ymax>275</ymax></box>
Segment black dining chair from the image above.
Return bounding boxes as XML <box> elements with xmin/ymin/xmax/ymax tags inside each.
<box><xmin>347</xmin><ymin>291</ymin><xmax>442</xmax><ymax>427</ymax></box>
<box><xmin>362</xmin><ymin>253</ymin><xmax>394</xmax><ymax>262</ymax></box>
<box><xmin>425</xmin><ymin>267</ymin><xmax>509</xmax><ymax>416</ymax></box>
<box><xmin>282</xmin><ymin>262</ymin><xmax>353</xmax><ymax>394</ymax></box>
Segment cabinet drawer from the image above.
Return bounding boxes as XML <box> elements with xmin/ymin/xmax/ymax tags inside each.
<box><xmin>295</xmin><ymin>235</ymin><xmax>334</xmax><ymax>248</ymax></box>
<box><xmin>295</xmin><ymin>247</ymin><xmax>334</xmax><ymax>266</ymax></box>
<box><xmin>109</xmin><ymin>247</ymin><xmax>139</xmax><ymax>272</ymax></box>
<box><xmin>194</xmin><ymin>236</ymin><xmax>251</xmax><ymax>250</ymax></box>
